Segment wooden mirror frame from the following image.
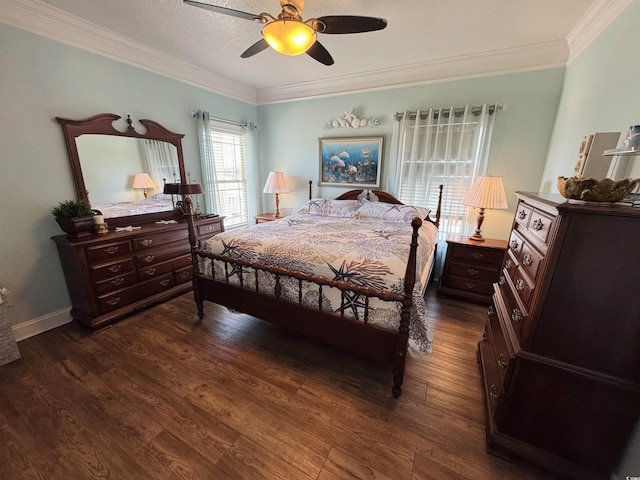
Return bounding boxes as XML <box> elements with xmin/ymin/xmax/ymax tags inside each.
<box><xmin>56</xmin><ymin>113</ymin><xmax>187</xmax><ymax>227</ymax></box>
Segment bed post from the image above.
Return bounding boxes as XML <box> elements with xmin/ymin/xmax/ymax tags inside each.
<box><xmin>392</xmin><ymin>216</ymin><xmax>421</xmax><ymax>397</ymax></box>
<box><xmin>308</xmin><ymin>180</ymin><xmax>312</xmax><ymax>200</ymax></box>
<box><xmin>185</xmin><ymin>199</ymin><xmax>204</xmax><ymax>318</ymax></box>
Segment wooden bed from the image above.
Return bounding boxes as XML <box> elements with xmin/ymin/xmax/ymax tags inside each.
<box><xmin>185</xmin><ymin>185</ymin><xmax>443</xmax><ymax>397</ymax></box>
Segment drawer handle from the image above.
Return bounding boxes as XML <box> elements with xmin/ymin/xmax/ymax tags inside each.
<box><xmin>139</xmin><ymin>239</ymin><xmax>153</xmax><ymax>247</ymax></box>
<box><xmin>532</xmin><ymin>219</ymin><xmax>543</xmax><ymax>231</ymax></box>
<box><xmin>467</xmin><ymin>268</ymin><xmax>479</xmax><ymax>276</ymax></box>
<box><xmin>183</xmin><ymin>231</ymin><xmax>188</xmax><ymax>236</ymax></box>
<box><xmin>159</xmin><ymin>279</ymin><xmax>170</xmax><ymax>286</ymax></box>
<box><xmin>471</xmin><ymin>252</ymin><xmax>484</xmax><ymax>259</ymax></box>
<box><xmin>464</xmin><ymin>282</ymin><xmax>476</xmax><ymax>289</ymax></box>
<box><xmin>105</xmin><ymin>246</ymin><xmax>119</xmax><ymax>255</ymax></box>
<box><xmin>489</xmin><ymin>384</ymin><xmax>498</xmax><ymax>401</ymax></box>
<box><xmin>488</xmin><ymin>306</ymin><xmax>495</xmax><ymax>316</ymax></box>
<box><xmin>510</xmin><ymin>239</ymin><xmax>519</xmax><ymax>249</ymax></box>
<box><xmin>111</xmin><ymin>277</ymin><xmax>124</xmax><ymax>286</ymax></box>
<box><xmin>482</xmin><ymin>328</ymin><xmax>488</xmax><ymax>342</ymax></box>
<box><xmin>511</xmin><ymin>308</ymin><xmax>522</xmax><ymax>323</ymax></box>
<box><xmin>206</xmin><ymin>226</ymin><xmax>216</xmax><ymax>231</ymax></box>
<box><xmin>505</xmin><ymin>259</ymin><xmax>513</xmax><ymax>270</ymax></box>
<box><xmin>143</xmin><ymin>255</ymin><xmax>155</xmax><ymax>263</ymax></box>
<box><xmin>522</xmin><ymin>254</ymin><xmax>533</xmax><ymax>266</ymax></box>
<box><xmin>179</xmin><ymin>271</ymin><xmax>190</xmax><ymax>280</ymax></box>
<box><xmin>498</xmin><ymin>275</ymin><xmax>505</xmax><ymax>286</ymax></box>
<box><xmin>517</xmin><ymin>210</ymin><xmax>527</xmax><ymax>220</ymax></box>
<box><xmin>105</xmin><ymin>297</ymin><xmax>120</xmax><ymax>306</ymax></box>
<box><xmin>498</xmin><ymin>353</ymin><xmax>507</xmax><ymax>368</ymax></box>
<box><xmin>144</xmin><ymin>268</ymin><xmax>157</xmax><ymax>276</ymax></box>
<box><xmin>516</xmin><ymin>279</ymin><xmax>525</xmax><ymax>291</ymax></box>
<box><xmin>107</xmin><ymin>264</ymin><xmax>122</xmax><ymax>273</ymax></box>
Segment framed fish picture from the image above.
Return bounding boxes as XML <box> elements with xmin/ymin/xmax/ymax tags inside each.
<box><xmin>319</xmin><ymin>136</ymin><xmax>383</xmax><ymax>187</ymax></box>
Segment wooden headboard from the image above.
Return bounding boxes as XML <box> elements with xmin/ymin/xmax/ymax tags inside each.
<box><xmin>307</xmin><ymin>180</ymin><xmax>443</xmax><ymax>228</ymax></box>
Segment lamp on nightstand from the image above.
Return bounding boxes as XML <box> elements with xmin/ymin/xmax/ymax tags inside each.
<box><xmin>462</xmin><ymin>176</ymin><xmax>508</xmax><ymax>242</ymax></box>
<box><xmin>263</xmin><ymin>172</ymin><xmax>289</xmax><ymax>218</ymax></box>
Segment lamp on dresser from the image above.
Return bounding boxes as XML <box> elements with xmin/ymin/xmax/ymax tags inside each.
<box><xmin>176</xmin><ymin>183</ymin><xmax>204</xmax><ymax>216</ymax></box>
<box><xmin>263</xmin><ymin>171</ymin><xmax>289</xmax><ymax>218</ymax></box>
<box><xmin>462</xmin><ymin>176</ymin><xmax>508</xmax><ymax>242</ymax></box>
<box><xmin>132</xmin><ymin>172</ymin><xmax>156</xmax><ymax>199</ymax></box>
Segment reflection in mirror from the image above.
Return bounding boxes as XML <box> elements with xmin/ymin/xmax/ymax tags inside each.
<box><xmin>77</xmin><ymin>135</ymin><xmax>180</xmax><ymax>217</ymax></box>
<box><xmin>56</xmin><ymin>113</ymin><xmax>187</xmax><ymax>226</ymax></box>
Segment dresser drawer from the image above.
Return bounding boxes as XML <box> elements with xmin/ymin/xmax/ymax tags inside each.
<box><xmin>514</xmin><ymin>203</ymin><xmax>533</xmax><ymax>228</ymax></box>
<box><xmin>97</xmin><ymin>272</ymin><xmax>175</xmax><ymax>314</ymax></box>
<box><xmin>479</xmin><ymin>324</ymin><xmax>503</xmax><ymax>416</ymax></box>
<box><xmin>497</xmin><ymin>274</ymin><xmax>528</xmax><ymax>341</ymax></box>
<box><xmin>86</xmin><ymin>240</ymin><xmax>132</xmax><ymax>263</ymax></box>
<box><xmin>509</xmin><ymin>266</ymin><xmax>534</xmax><ymax>308</ymax></box>
<box><xmin>94</xmin><ymin>271</ymin><xmax>137</xmax><ymax>296</ymax></box>
<box><xmin>132</xmin><ymin>229</ymin><xmax>189</xmax><ymax>251</ymax></box>
<box><xmin>197</xmin><ymin>219</ymin><xmax>223</xmax><ymax>240</ymax></box>
<box><xmin>508</xmin><ymin>230</ymin><xmax>524</xmax><ymax>257</ymax></box>
<box><xmin>446</xmin><ymin>275</ymin><xmax>494</xmax><ymax>296</ymax></box>
<box><xmin>518</xmin><ymin>241</ymin><xmax>543</xmax><ymax>281</ymax></box>
<box><xmin>527</xmin><ymin>209</ymin><xmax>554</xmax><ymax>245</ymax></box>
<box><xmin>488</xmin><ymin>304</ymin><xmax>512</xmax><ymax>385</ymax></box>
<box><xmin>91</xmin><ymin>258</ymin><xmax>136</xmax><ymax>283</ymax></box>
<box><xmin>175</xmin><ymin>265</ymin><xmax>193</xmax><ymax>284</ymax></box>
<box><xmin>450</xmin><ymin>244</ymin><xmax>504</xmax><ymax>266</ymax></box>
<box><xmin>134</xmin><ymin>240</ymin><xmax>190</xmax><ymax>268</ymax></box>
<box><xmin>448</xmin><ymin>261</ymin><xmax>500</xmax><ymax>282</ymax></box>
<box><xmin>137</xmin><ymin>255</ymin><xmax>191</xmax><ymax>280</ymax></box>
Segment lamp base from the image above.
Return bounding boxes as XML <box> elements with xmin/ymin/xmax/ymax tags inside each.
<box><xmin>468</xmin><ymin>233</ymin><xmax>485</xmax><ymax>242</ymax></box>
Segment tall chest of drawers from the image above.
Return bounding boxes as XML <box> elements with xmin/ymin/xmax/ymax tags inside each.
<box><xmin>53</xmin><ymin>216</ymin><xmax>224</xmax><ymax>331</ymax></box>
<box><xmin>479</xmin><ymin>192</ymin><xmax>640</xmax><ymax>480</ymax></box>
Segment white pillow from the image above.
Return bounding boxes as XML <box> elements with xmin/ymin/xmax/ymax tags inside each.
<box><xmin>297</xmin><ymin>198</ymin><xmax>361</xmax><ymax>217</ymax></box>
<box><xmin>354</xmin><ymin>200</ymin><xmax>430</xmax><ymax>223</ymax></box>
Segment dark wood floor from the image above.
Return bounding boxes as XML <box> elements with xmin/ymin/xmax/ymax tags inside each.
<box><xmin>0</xmin><ymin>284</ymin><xmax>559</xmax><ymax>479</ymax></box>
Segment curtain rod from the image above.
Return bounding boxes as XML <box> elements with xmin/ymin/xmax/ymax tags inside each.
<box><xmin>188</xmin><ymin>109</ymin><xmax>257</xmax><ymax>129</ymax></box>
<box><xmin>393</xmin><ymin>103</ymin><xmax>505</xmax><ymax>121</ymax></box>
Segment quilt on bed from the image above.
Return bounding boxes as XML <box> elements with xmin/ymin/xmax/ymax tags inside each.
<box><xmin>198</xmin><ymin>212</ymin><xmax>436</xmax><ymax>354</ymax></box>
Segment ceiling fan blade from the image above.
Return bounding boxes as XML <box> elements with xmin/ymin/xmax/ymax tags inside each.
<box><xmin>241</xmin><ymin>39</ymin><xmax>270</xmax><ymax>58</ymax></box>
<box><xmin>314</xmin><ymin>16</ymin><xmax>387</xmax><ymax>34</ymax></box>
<box><xmin>306</xmin><ymin>41</ymin><xmax>334</xmax><ymax>66</ymax></box>
<box><xmin>183</xmin><ymin>0</ymin><xmax>264</xmax><ymax>23</ymax></box>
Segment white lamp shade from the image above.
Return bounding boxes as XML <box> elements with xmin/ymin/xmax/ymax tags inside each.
<box><xmin>462</xmin><ymin>176</ymin><xmax>508</xmax><ymax>209</ymax></box>
<box><xmin>263</xmin><ymin>172</ymin><xmax>290</xmax><ymax>194</ymax></box>
<box><xmin>132</xmin><ymin>173</ymin><xmax>156</xmax><ymax>189</ymax></box>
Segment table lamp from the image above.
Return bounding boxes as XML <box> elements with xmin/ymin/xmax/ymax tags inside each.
<box><xmin>263</xmin><ymin>172</ymin><xmax>289</xmax><ymax>218</ymax></box>
<box><xmin>132</xmin><ymin>173</ymin><xmax>156</xmax><ymax>199</ymax></box>
<box><xmin>462</xmin><ymin>176</ymin><xmax>508</xmax><ymax>242</ymax></box>
<box><xmin>176</xmin><ymin>183</ymin><xmax>204</xmax><ymax>216</ymax></box>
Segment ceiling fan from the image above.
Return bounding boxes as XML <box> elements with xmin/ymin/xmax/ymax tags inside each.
<box><xmin>183</xmin><ymin>0</ymin><xmax>387</xmax><ymax>65</ymax></box>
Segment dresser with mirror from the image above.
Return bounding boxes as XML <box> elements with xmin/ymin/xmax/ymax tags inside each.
<box><xmin>52</xmin><ymin>113</ymin><xmax>224</xmax><ymax>331</ymax></box>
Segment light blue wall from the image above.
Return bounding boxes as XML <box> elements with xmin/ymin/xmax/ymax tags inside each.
<box><xmin>541</xmin><ymin>2</ymin><xmax>640</xmax><ymax>191</ymax></box>
<box><xmin>542</xmin><ymin>3</ymin><xmax>640</xmax><ymax>477</ymax></box>
<box><xmin>257</xmin><ymin>69</ymin><xmax>566</xmax><ymax>240</ymax></box>
<box><xmin>0</xmin><ymin>23</ymin><xmax>256</xmax><ymax>327</ymax></box>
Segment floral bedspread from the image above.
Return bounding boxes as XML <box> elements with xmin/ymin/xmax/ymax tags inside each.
<box><xmin>198</xmin><ymin>214</ymin><xmax>436</xmax><ymax>353</ymax></box>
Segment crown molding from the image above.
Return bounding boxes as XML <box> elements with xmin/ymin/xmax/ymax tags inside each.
<box><xmin>566</xmin><ymin>0</ymin><xmax>631</xmax><ymax>63</ymax></box>
<box><xmin>0</xmin><ymin>0</ymin><xmax>258</xmax><ymax>104</ymax></box>
<box><xmin>257</xmin><ymin>41</ymin><xmax>570</xmax><ymax>104</ymax></box>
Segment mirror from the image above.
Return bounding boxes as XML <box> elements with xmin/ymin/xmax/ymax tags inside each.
<box><xmin>56</xmin><ymin>113</ymin><xmax>187</xmax><ymax>226</ymax></box>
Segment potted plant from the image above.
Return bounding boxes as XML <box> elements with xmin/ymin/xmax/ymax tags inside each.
<box><xmin>51</xmin><ymin>199</ymin><xmax>95</xmax><ymax>238</ymax></box>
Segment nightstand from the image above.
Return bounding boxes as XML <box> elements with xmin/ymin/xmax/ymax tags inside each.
<box><xmin>254</xmin><ymin>213</ymin><xmax>285</xmax><ymax>224</ymax></box>
<box><xmin>437</xmin><ymin>234</ymin><xmax>507</xmax><ymax>304</ymax></box>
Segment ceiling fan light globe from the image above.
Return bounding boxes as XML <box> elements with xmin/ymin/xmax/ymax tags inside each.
<box><xmin>262</xmin><ymin>20</ymin><xmax>316</xmax><ymax>56</ymax></box>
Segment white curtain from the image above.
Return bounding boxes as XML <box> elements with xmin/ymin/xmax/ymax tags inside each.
<box><xmin>393</xmin><ymin>104</ymin><xmax>497</xmax><ymax>278</ymax></box>
<box><xmin>142</xmin><ymin>139</ymin><xmax>179</xmax><ymax>193</ymax></box>
<box><xmin>195</xmin><ymin>110</ymin><xmax>221</xmax><ymax>215</ymax></box>
<box><xmin>242</xmin><ymin>122</ymin><xmax>259</xmax><ymax>221</ymax></box>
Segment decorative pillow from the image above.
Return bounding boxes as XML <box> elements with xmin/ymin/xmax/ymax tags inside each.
<box><xmin>354</xmin><ymin>199</ymin><xmax>430</xmax><ymax>223</ymax></box>
<box><xmin>297</xmin><ymin>198</ymin><xmax>361</xmax><ymax>217</ymax></box>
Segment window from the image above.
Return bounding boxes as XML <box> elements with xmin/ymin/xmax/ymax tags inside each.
<box><xmin>206</xmin><ymin>122</ymin><xmax>248</xmax><ymax>228</ymax></box>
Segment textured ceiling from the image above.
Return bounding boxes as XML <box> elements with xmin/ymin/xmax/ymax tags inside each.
<box><xmin>8</xmin><ymin>0</ymin><xmax>601</xmax><ymax>101</ymax></box>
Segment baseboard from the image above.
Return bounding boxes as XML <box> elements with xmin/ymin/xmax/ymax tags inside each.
<box><xmin>12</xmin><ymin>309</ymin><xmax>72</xmax><ymax>341</ymax></box>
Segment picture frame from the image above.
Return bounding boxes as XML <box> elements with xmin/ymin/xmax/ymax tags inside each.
<box><xmin>319</xmin><ymin>136</ymin><xmax>383</xmax><ymax>187</ymax></box>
